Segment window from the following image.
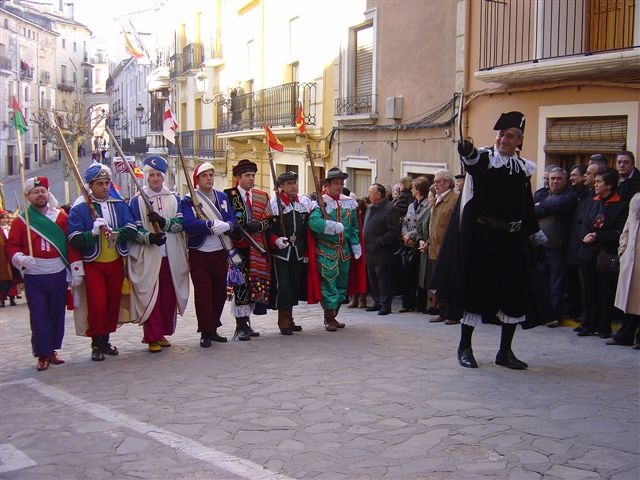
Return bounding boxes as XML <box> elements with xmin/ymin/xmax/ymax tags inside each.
<box><xmin>353</xmin><ymin>24</ymin><xmax>373</xmax><ymax>102</ymax></box>
<box><xmin>246</xmin><ymin>39</ymin><xmax>257</xmax><ymax>80</ymax></box>
<box><xmin>289</xmin><ymin>16</ymin><xmax>300</xmax><ymax>60</ymax></box>
<box><xmin>73</xmin><ymin>42</ymin><xmax>77</xmax><ymax>52</ymax></box>
<box><xmin>61</xmin><ymin>64</ymin><xmax>67</xmax><ymax>82</ymax></box>
<box><xmin>24</xmin><ymin>86</ymin><xmax>29</xmax><ymax>101</ymax></box>
<box><xmin>62</xmin><ymin>38</ymin><xmax>66</xmax><ymax>49</ymax></box>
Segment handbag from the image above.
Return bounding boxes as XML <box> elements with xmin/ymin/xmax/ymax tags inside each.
<box><xmin>596</xmin><ymin>250</ymin><xmax>620</xmax><ymax>274</ymax></box>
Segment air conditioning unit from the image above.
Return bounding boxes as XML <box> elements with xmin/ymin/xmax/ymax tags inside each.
<box><xmin>386</xmin><ymin>96</ymin><xmax>403</xmax><ymax>120</ymax></box>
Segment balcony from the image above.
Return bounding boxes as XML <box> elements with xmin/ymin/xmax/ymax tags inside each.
<box><xmin>167</xmin><ymin>129</ymin><xmax>225</xmax><ymax>158</ymax></box>
<box><xmin>170</xmin><ymin>53</ymin><xmax>183</xmax><ymax>79</ymax></box>
<box><xmin>0</xmin><ymin>55</ymin><xmax>12</xmax><ymax>72</ymax></box>
<box><xmin>20</xmin><ymin>66</ymin><xmax>34</xmax><ymax>81</ymax></box>
<box><xmin>217</xmin><ymin>82</ymin><xmax>317</xmax><ymax>134</ymax></box>
<box><xmin>477</xmin><ymin>0</ymin><xmax>640</xmax><ymax>85</ymax></box>
<box><xmin>182</xmin><ymin>43</ymin><xmax>203</xmax><ymax>73</ymax></box>
<box><xmin>334</xmin><ymin>93</ymin><xmax>378</xmax><ymax>126</ymax></box>
<box><xmin>40</xmin><ymin>71</ymin><xmax>51</xmax><ymax>84</ymax></box>
<box><xmin>57</xmin><ymin>80</ymin><xmax>75</xmax><ymax>93</ymax></box>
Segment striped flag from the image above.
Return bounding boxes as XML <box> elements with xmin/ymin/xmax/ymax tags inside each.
<box><xmin>163</xmin><ymin>101</ymin><xmax>179</xmax><ymax>144</ymax></box>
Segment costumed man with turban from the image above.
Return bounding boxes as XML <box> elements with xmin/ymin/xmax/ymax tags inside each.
<box><xmin>443</xmin><ymin>111</ymin><xmax>547</xmax><ymax>369</ymax></box>
<box><xmin>224</xmin><ymin>159</ymin><xmax>274</xmax><ymax>341</ymax></box>
<box><xmin>307</xmin><ymin>167</ymin><xmax>362</xmax><ymax>331</ymax></box>
<box><xmin>268</xmin><ymin>171</ymin><xmax>314</xmax><ymax>335</ymax></box>
<box><xmin>182</xmin><ymin>162</ymin><xmax>239</xmax><ymax>348</ymax></box>
<box><xmin>6</xmin><ymin>177</ymin><xmax>81</xmax><ymax>371</ymax></box>
<box><xmin>68</xmin><ymin>164</ymin><xmax>138</xmax><ymax>361</ymax></box>
<box><xmin>128</xmin><ymin>156</ymin><xmax>190</xmax><ymax>353</ymax></box>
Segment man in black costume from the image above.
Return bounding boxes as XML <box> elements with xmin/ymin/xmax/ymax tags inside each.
<box><xmin>454</xmin><ymin>111</ymin><xmax>545</xmax><ymax>370</ymax></box>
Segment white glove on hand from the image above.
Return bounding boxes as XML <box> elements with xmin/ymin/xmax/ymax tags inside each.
<box><xmin>91</xmin><ymin>218</ymin><xmax>111</xmax><ymax>236</ymax></box>
<box><xmin>351</xmin><ymin>244</ymin><xmax>362</xmax><ymax>260</ymax></box>
<box><xmin>12</xmin><ymin>253</ymin><xmax>36</xmax><ymax>271</ymax></box>
<box><xmin>210</xmin><ymin>220</ymin><xmax>231</xmax><ymax>235</ymax></box>
<box><xmin>69</xmin><ymin>261</ymin><xmax>84</xmax><ymax>288</ymax></box>
<box><xmin>324</xmin><ymin>220</ymin><xmax>345</xmax><ymax>235</ymax></box>
<box><xmin>274</xmin><ymin>237</ymin><xmax>289</xmax><ymax>249</ymax></box>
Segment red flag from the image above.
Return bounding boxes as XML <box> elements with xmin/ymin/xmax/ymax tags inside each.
<box><xmin>263</xmin><ymin>123</ymin><xmax>284</xmax><ymax>152</ymax></box>
<box><xmin>295</xmin><ymin>103</ymin><xmax>305</xmax><ymax>134</ymax></box>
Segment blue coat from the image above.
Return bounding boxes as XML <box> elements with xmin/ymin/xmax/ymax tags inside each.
<box><xmin>181</xmin><ymin>190</ymin><xmax>237</xmax><ymax>249</ymax></box>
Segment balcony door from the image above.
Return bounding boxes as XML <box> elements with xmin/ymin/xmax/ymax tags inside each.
<box><xmin>587</xmin><ymin>0</ymin><xmax>635</xmax><ymax>51</ymax></box>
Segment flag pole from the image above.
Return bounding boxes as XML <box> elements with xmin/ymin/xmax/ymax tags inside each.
<box><xmin>16</xmin><ymin>129</ymin><xmax>33</xmax><ymax>256</ymax></box>
<box><xmin>299</xmin><ymin>106</ymin><xmax>328</xmax><ymax>220</ymax></box>
<box><xmin>263</xmin><ymin>128</ymin><xmax>286</xmax><ymax>237</ymax></box>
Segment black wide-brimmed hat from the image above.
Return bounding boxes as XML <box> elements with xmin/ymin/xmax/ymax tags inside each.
<box><xmin>493</xmin><ymin>111</ymin><xmax>525</xmax><ymax>132</ymax></box>
<box><xmin>276</xmin><ymin>171</ymin><xmax>298</xmax><ymax>185</ymax></box>
<box><xmin>324</xmin><ymin>167</ymin><xmax>348</xmax><ymax>182</ymax></box>
<box><xmin>232</xmin><ymin>159</ymin><xmax>258</xmax><ymax>177</ymax></box>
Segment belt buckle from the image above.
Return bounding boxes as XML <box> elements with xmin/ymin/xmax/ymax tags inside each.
<box><xmin>508</xmin><ymin>220</ymin><xmax>522</xmax><ymax>233</ymax></box>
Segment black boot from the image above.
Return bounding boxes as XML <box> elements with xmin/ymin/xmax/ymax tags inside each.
<box><xmin>100</xmin><ymin>334</ymin><xmax>119</xmax><ymax>356</ymax></box>
<box><xmin>91</xmin><ymin>336</ymin><xmax>105</xmax><ymax>361</ymax></box>
<box><xmin>233</xmin><ymin>317</ymin><xmax>251</xmax><ymax>341</ymax></box>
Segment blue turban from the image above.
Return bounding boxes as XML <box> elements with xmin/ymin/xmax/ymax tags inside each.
<box><xmin>84</xmin><ymin>164</ymin><xmax>111</xmax><ymax>183</ymax></box>
<box><xmin>143</xmin><ymin>155</ymin><xmax>168</xmax><ymax>174</ymax></box>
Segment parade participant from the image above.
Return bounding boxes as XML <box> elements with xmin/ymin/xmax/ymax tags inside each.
<box><xmin>453</xmin><ymin>111</ymin><xmax>542</xmax><ymax>369</ymax></box>
<box><xmin>268</xmin><ymin>171</ymin><xmax>313</xmax><ymax>334</ymax></box>
<box><xmin>307</xmin><ymin>167</ymin><xmax>362</xmax><ymax>331</ymax></box>
<box><xmin>225</xmin><ymin>159</ymin><xmax>273</xmax><ymax>341</ymax></box>
<box><xmin>128</xmin><ymin>156</ymin><xmax>190</xmax><ymax>353</ymax></box>
<box><xmin>7</xmin><ymin>177</ymin><xmax>79</xmax><ymax>371</ymax></box>
<box><xmin>68</xmin><ymin>164</ymin><xmax>137</xmax><ymax>361</ymax></box>
<box><xmin>182</xmin><ymin>162</ymin><xmax>238</xmax><ymax>348</ymax></box>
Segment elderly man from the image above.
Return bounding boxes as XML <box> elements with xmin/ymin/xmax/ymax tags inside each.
<box><xmin>7</xmin><ymin>177</ymin><xmax>79</xmax><ymax>371</ymax></box>
<box><xmin>615</xmin><ymin>151</ymin><xmax>640</xmax><ymax>202</ymax></box>
<box><xmin>535</xmin><ymin>167</ymin><xmax>577</xmax><ymax>326</ymax></box>
<box><xmin>182</xmin><ymin>162</ymin><xmax>238</xmax><ymax>348</ymax></box>
<box><xmin>308</xmin><ymin>167</ymin><xmax>362</xmax><ymax>331</ymax></box>
<box><xmin>428</xmin><ymin>169</ymin><xmax>459</xmax><ymax>324</ymax></box>
<box><xmin>268</xmin><ymin>171</ymin><xmax>314</xmax><ymax>334</ymax></box>
<box><xmin>68</xmin><ymin>164</ymin><xmax>137</xmax><ymax>361</ymax></box>
<box><xmin>128</xmin><ymin>156</ymin><xmax>190</xmax><ymax>353</ymax></box>
<box><xmin>225</xmin><ymin>159</ymin><xmax>273</xmax><ymax>341</ymax></box>
<box><xmin>363</xmin><ymin>183</ymin><xmax>400</xmax><ymax>316</ymax></box>
<box><xmin>453</xmin><ymin>111</ymin><xmax>542</xmax><ymax>369</ymax></box>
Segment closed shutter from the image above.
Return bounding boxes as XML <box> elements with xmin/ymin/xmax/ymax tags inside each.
<box><xmin>544</xmin><ymin>116</ymin><xmax>627</xmax><ymax>154</ymax></box>
<box><xmin>355</xmin><ymin>25</ymin><xmax>373</xmax><ymax>101</ymax></box>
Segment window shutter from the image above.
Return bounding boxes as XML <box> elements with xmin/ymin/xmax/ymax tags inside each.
<box><xmin>355</xmin><ymin>26</ymin><xmax>373</xmax><ymax>100</ymax></box>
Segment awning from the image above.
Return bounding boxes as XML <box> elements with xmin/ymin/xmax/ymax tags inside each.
<box><xmin>544</xmin><ymin>117</ymin><xmax>627</xmax><ymax>154</ymax></box>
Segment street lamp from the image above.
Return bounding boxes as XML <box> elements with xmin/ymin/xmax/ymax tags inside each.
<box><xmin>195</xmin><ymin>68</ymin><xmax>225</xmax><ymax>104</ymax></box>
<box><xmin>136</xmin><ymin>103</ymin><xmax>151</xmax><ymax>124</ymax></box>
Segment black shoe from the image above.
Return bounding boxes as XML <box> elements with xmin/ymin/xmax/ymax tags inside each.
<box><xmin>426</xmin><ymin>307</ymin><xmax>440</xmax><ymax>315</ymax></box>
<box><xmin>546</xmin><ymin>320</ymin><xmax>560</xmax><ymax>328</ymax></box>
<box><xmin>576</xmin><ymin>328</ymin><xmax>597</xmax><ymax>337</ymax></box>
<box><xmin>598</xmin><ymin>332</ymin><xmax>612</xmax><ymax>339</ymax></box>
<box><xmin>280</xmin><ymin>328</ymin><xmax>293</xmax><ymax>336</ymax></box>
<box><xmin>233</xmin><ymin>329</ymin><xmax>251</xmax><ymax>341</ymax></box>
<box><xmin>398</xmin><ymin>308</ymin><xmax>414</xmax><ymax>313</ymax></box>
<box><xmin>495</xmin><ymin>350</ymin><xmax>528</xmax><ymax>370</ymax></box>
<box><xmin>246</xmin><ymin>327</ymin><xmax>260</xmax><ymax>337</ymax></box>
<box><xmin>200</xmin><ymin>333</ymin><xmax>212</xmax><ymax>348</ymax></box>
<box><xmin>9</xmin><ymin>298</ymin><xmax>17</xmax><ymax>306</ymax></box>
<box><xmin>377</xmin><ymin>308</ymin><xmax>391</xmax><ymax>316</ymax></box>
<box><xmin>91</xmin><ymin>347</ymin><xmax>105</xmax><ymax>361</ymax></box>
<box><xmin>291</xmin><ymin>324</ymin><xmax>303</xmax><ymax>332</ymax></box>
<box><xmin>101</xmin><ymin>343</ymin><xmax>119</xmax><ymax>356</ymax></box>
<box><xmin>457</xmin><ymin>347</ymin><xmax>478</xmax><ymax>368</ymax></box>
<box><xmin>209</xmin><ymin>332</ymin><xmax>227</xmax><ymax>343</ymax></box>
<box><xmin>365</xmin><ymin>305</ymin><xmax>381</xmax><ymax>312</ymax></box>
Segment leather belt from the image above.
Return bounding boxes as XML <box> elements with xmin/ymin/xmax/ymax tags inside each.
<box><xmin>477</xmin><ymin>215</ymin><xmax>522</xmax><ymax>233</ymax></box>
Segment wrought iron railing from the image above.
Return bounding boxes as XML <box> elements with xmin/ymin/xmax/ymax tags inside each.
<box><xmin>217</xmin><ymin>82</ymin><xmax>317</xmax><ymax>133</ymax></box>
<box><xmin>334</xmin><ymin>93</ymin><xmax>378</xmax><ymax>116</ymax></box>
<box><xmin>479</xmin><ymin>0</ymin><xmax>638</xmax><ymax>70</ymax></box>
<box><xmin>183</xmin><ymin>43</ymin><xmax>203</xmax><ymax>72</ymax></box>
<box><xmin>0</xmin><ymin>55</ymin><xmax>11</xmax><ymax>70</ymax></box>
<box><xmin>57</xmin><ymin>80</ymin><xmax>75</xmax><ymax>92</ymax></box>
<box><xmin>167</xmin><ymin>129</ymin><xmax>224</xmax><ymax>158</ymax></box>
<box><xmin>170</xmin><ymin>53</ymin><xmax>183</xmax><ymax>78</ymax></box>
<box><xmin>20</xmin><ymin>66</ymin><xmax>33</xmax><ymax>80</ymax></box>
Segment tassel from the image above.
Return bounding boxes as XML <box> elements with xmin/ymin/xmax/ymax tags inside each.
<box><xmin>227</xmin><ymin>265</ymin><xmax>245</xmax><ymax>286</ymax></box>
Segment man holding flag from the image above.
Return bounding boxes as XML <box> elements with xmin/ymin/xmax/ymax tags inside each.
<box><xmin>6</xmin><ymin>177</ymin><xmax>81</xmax><ymax>371</ymax></box>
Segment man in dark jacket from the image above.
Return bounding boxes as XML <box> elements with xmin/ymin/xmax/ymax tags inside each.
<box><xmin>615</xmin><ymin>151</ymin><xmax>640</xmax><ymax>202</ymax></box>
<box><xmin>363</xmin><ymin>183</ymin><xmax>401</xmax><ymax>315</ymax></box>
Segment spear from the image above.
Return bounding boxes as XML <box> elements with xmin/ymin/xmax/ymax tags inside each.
<box><xmin>298</xmin><ymin>103</ymin><xmax>328</xmax><ymax>219</ymax></box>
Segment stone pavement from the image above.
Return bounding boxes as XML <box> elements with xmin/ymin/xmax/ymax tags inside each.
<box><xmin>0</xmin><ymin>294</ymin><xmax>638</xmax><ymax>479</ymax></box>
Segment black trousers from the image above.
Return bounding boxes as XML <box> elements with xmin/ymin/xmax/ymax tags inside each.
<box><xmin>366</xmin><ymin>263</ymin><xmax>394</xmax><ymax>308</ymax></box>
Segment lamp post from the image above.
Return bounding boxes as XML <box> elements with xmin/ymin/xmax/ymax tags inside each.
<box><xmin>136</xmin><ymin>103</ymin><xmax>151</xmax><ymax>124</ymax></box>
<box><xmin>195</xmin><ymin>69</ymin><xmax>225</xmax><ymax>104</ymax></box>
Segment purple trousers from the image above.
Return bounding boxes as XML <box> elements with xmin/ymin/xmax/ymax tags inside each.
<box><xmin>142</xmin><ymin>258</ymin><xmax>177</xmax><ymax>343</ymax></box>
<box><xmin>188</xmin><ymin>248</ymin><xmax>228</xmax><ymax>333</ymax></box>
<box><xmin>23</xmin><ymin>269</ymin><xmax>67</xmax><ymax>358</ymax></box>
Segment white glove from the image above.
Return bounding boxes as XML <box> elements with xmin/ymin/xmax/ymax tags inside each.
<box><xmin>69</xmin><ymin>261</ymin><xmax>84</xmax><ymax>288</ymax></box>
<box><xmin>324</xmin><ymin>220</ymin><xmax>345</xmax><ymax>235</ymax></box>
<box><xmin>210</xmin><ymin>220</ymin><xmax>231</xmax><ymax>235</ymax></box>
<box><xmin>12</xmin><ymin>253</ymin><xmax>36</xmax><ymax>271</ymax></box>
<box><xmin>351</xmin><ymin>244</ymin><xmax>362</xmax><ymax>260</ymax></box>
<box><xmin>92</xmin><ymin>218</ymin><xmax>111</xmax><ymax>236</ymax></box>
<box><xmin>274</xmin><ymin>237</ymin><xmax>289</xmax><ymax>249</ymax></box>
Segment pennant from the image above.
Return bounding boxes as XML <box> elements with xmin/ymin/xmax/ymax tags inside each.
<box><xmin>120</xmin><ymin>20</ymin><xmax>145</xmax><ymax>60</ymax></box>
<box><xmin>163</xmin><ymin>101</ymin><xmax>179</xmax><ymax>144</ymax></box>
<box><xmin>11</xmin><ymin>96</ymin><xmax>28</xmax><ymax>134</ymax></box>
<box><xmin>263</xmin><ymin>123</ymin><xmax>284</xmax><ymax>152</ymax></box>
<box><xmin>295</xmin><ymin>102</ymin><xmax>306</xmax><ymax>134</ymax></box>
<box><xmin>133</xmin><ymin>166</ymin><xmax>144</xmax><ymax>179</ymax></box>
